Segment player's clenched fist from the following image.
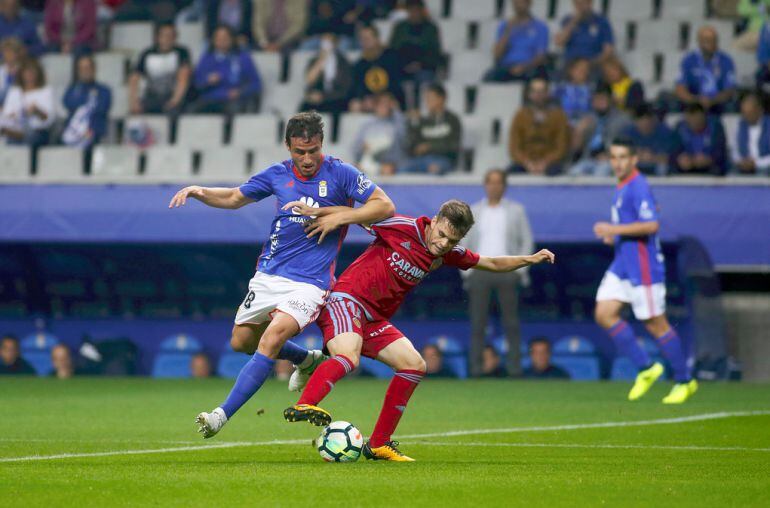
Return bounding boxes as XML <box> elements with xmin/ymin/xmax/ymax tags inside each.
<box><xmin>169</xmin><ymin>186</ymin><xmax>204</xmax><ymax>208</ymax></box>
<box><xmin>528</xmin><ymin>249</ymin><xmax>555</xmax><ymax>265</ymax></box>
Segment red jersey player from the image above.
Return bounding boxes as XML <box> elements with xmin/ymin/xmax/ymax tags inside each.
<box><xmin>281</xmin><ymin>199</ymin><xmax>555</xmax><ymax>461</ymax></box>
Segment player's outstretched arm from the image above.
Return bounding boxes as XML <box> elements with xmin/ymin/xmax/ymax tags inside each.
<box><xmin>168</xmin><ymin>186</ymin><xmax>252</xmax><ymax>210</ymax></box>
<box><xmin>474</xmin><ymin>249</ymin><xmax>555</xmax><ymax>273</ymax></box>
<box><xmin>593</xmin><ymin>221</ymin><xmax>659</xmax><ymax>239</ymax></box>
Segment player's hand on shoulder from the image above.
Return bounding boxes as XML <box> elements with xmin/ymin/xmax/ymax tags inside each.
<box><xmin>529</xmin><ymin>249</ymin><xmax>555</xmax><ymax>265</ymax></box>
<box><xmin>168</xmin><ymin>185</ymin><xmax>203</xmax><ymax>208</ymax></box>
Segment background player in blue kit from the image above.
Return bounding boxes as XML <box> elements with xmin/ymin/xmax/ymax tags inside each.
<box><xmin>593</xmin><ymin>138</ymin><xmax>697</xmax><ymax>404</ymax></box>
<box><xmin>168</xmin><ymin>111</ymin><xmax>395</xmax><ymax>437</ymax></box>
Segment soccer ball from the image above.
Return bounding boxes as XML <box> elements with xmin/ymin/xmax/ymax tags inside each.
<box><xmin>316</xmin><ymin>421</ymin><xmax>364</xmax><ymax>462</ymax></box>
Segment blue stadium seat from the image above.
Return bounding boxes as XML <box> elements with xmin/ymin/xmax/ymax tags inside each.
<box><xmin>492</xmin><ymin>335</ymin><xmax>529</xmax><ymax>356</ymax></box>
<box><xmin>551</xmin><ymin>356</ymin><xmax>600</xmax><ymax>380</ymax></box>
<box><xmin>216</xmin><ymin>352</ymin><xmax>249</xmax><ymax>378</ymax></box>
<box><xmin>359</xmin><ymin>357</ymin><xmax>393</xmax><ymax>378</ymax></box>
<box><xmin>159</xmin><ymin>334</ymin><xmax>202</xmax><ymax>353</ymax></box>
<box><xmin>21</xmin><ymin>332</ymin><xmax>60</xmax><ymax>376</ymax></box>
<box><xmin>553</xmin><ymin>336</ymin><xmax>596</xmax><ymax>354</ymax></box>
<box><xmin>152</xmin><ymin>352</ymin><xmax>193</xmax><ymax>378</ymax></box>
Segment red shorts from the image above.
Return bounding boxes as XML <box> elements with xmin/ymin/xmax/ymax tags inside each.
<box><xmin>316</xmin><ymin>296</ymin><xmax>404</xmax><ymax>359</ymax></box>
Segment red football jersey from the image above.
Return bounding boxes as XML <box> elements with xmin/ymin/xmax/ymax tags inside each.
<box><xmin>330</xmin><ymin>215</ymin><xmax>480</xmax><ymax>321</ymax></box>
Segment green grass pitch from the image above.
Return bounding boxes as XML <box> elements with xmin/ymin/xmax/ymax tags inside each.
<box><xmin>1</xmin><ymin>378</ymin><xmax>768</xmax><ymax>507</ymax></box>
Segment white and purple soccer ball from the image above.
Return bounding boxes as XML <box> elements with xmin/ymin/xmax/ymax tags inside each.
<box><xmin>316</xmin><ymin>421</ymin><xmax>363</xmax><ymax>462</ymax></box>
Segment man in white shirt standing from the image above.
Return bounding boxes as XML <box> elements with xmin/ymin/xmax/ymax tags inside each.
<box><xmin>462</xmin><ymin>169</ymin><xmax>534</xmax><ymax>377</ymax></box>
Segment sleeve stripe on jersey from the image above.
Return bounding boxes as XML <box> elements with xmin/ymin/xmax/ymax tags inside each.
<box><xmin>413</xmin><ymin>221</ymin><xmax>427</xmax><ymax>248</ymax></box>
<box><xmin>452</xmin><ymin>246</ymin><xmax>467</xmax><ymax>254</ymax></box>
<box><xmin>375</xmin><ymin>217</ymin><xmax>415</xmax><ymax>226</ymax></box>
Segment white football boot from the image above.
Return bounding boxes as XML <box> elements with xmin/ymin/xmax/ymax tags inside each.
<box><xmin>288</xmin><ymin>350</ymin><xmax>327</xmax><ymax>392</ymax></box>
<box><xmin>195</xmin><ymin>407</ymin><xmax>227</xmax><ymax>439</ymax></box>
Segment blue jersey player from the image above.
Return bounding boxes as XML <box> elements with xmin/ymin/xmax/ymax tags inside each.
<box><xmin>593</xmin><ymin>138</ymin><xmax>697</xmax><ymax>404</ymax></box>
<box><xmin>169</xmin><ymin>112</ymin><xmax>395</xmax><ymax>437</ymax></box>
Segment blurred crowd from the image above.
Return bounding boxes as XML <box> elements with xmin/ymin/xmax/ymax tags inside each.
<box><xmin>1</xmin><ymin>0</ymin><xmax>770</xmax><ymax>176</ymax></box>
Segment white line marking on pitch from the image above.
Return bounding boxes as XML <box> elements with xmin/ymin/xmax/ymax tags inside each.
<box><xmin>1</xmin><ymin>410</ymin><xmax>767</xmax><ymax>463</ymax></box>
<box><xmin>415</xmin><ymin>442</ymin><xmax>770</xmax><ymax>453</ymax></box>
<box><xmin>396</xmin><ymin>410</ymin><xmax>770</xmax><ymax>440</ymax></box>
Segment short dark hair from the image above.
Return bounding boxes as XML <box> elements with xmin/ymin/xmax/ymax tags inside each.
<box><xmin>593</xmin><ymin>82</ymin><xmax>612</xmax><ymax>96</ymax></box>
<box><xmin>528</xmin><ymin>336</ymin><xmax>551</xmax><ymax>351</ymax></box>
<box><xmin>610</xmin><ymin>136</ymin><xmax>636</xmax><ymax>154</ymax></box>
<box><xmin>484</xmin><ymin>168</ymin><xmax>507</xmax><ymax>187</ymax></box>
<box><xmin>1</xmin><ymin>334</ymin><xmax>19</xmax><ymax>345</ymax></box>
<box><xmin>426</xmin><ymin>82</ymin><xmax>446</xmax><ymax>98</ymax></box>
<box><xmin>483</xmin><ymin>345</ymin><xmax>500</xmax><ymax>357</ymax></box>
<box><xmin>436</xmin><ymin>199</ymin><xmax>474</xmax><ymax>237</ymax></box>
<box><xmin>422</xmin><ymin>344</ymin><xmax>442</xmax><ymax>356</ymax></box>
<box><xmin>358</xmin><ymin>23</ymin><xmax>379</xmax><ymax>38</ymax></box>
<box><xmin>154</xmin><ymin>22</ymin><xmax>175</xmax><ymax>36</ymax></box>
<box><xmin>684</xmin><ymin>102</ymin><xmax>706</xmax><ymax>115</ymax></box>
<box><xmin>633</xmin><ymin>102</ymin><xmax>655</xmax><ymax>119</ymax></box>
<box><xmin>284</xmin><ymin>111</ymin><xmax>325</xmax><ymax>146</ymax></box>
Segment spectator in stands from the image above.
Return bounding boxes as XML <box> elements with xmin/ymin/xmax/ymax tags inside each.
<box><xmin>129</xmin><ymin>23</ymin><xmax>192</xmax><ymax>116</ymax></box>
<box><xmin>190</xmin><ymin>353</ymin><xmax>212</xmax><ymax>378</ymax></box>
<box><xmin>675</xmin><ymin>25</ymin><xmax>736</xmax><ymax>115</ymax></box>
<box><xmin>349</xmin><ymin>24</ymin><xmax>405</xmax><ymax>112</ymax></box>
<box><xmin>0</xmin><ymin>0</ymin><xmax>43</xmax><ymax>55</ymax></box>
<box><xmin>481</xmin><ymin>346</ymin><xmax>507</xmax><ymax>377</ymax></box>
<box><xmin>351</xmin><ymin>92</ymin><xmax>407</xmax><ymax>175</ymax></box>
<box><xmin>483</xmin><ymin>0</ymin><xmax>549</xmax><ymax>83</ymax></box>
<box><xmin>422</xmin><ymin>344</ymin><xmax>453</xmax><ymax>378</ymax></box>
<box><xmin>508</xmin><ymin>77</ymin><xmax>569</xmax><ymax>175</ymax></box>
<box><xmin>569</xmin><ymin>83</ymin><xmax>631</xmax><ymax>176</ymax></box>
<box><xmin>302</xmin><ymin>0</ymin><xmax>357</xmax><ymax>51</ymax></box>
<box><xmin>0</xmin><ymin>36</ymin><xmax>25</xmax><ymax>107</ymax></box>
<box><xmin>601</xmin><ymin>57</ymin><xmax>645</xmax><ymax>113</ymax></box>
<box><xmin>402</xmin><ymin>82</ymin><xmax>461</xmax><ymax>174</ymax></box>
<box><xmin>0</xmin><ymin>334</ymin><xmax>35</xmax><ymax>375</ymax></box>
<box><xmin>554</xmin><ymin>0</ymin><xmax>614</xmax><ymax>69</ymax></box>
<box><xmin>61</xmin><ymin>54</ymin><xmax>111</xmax><ymax>147</ymax></box>
<box><xmin>205</xmin><ymin>0</ymin><xmax>254</xmax><ymax>48</ymax></box>
<box><xmin>673</xmin><ymin>103</ymin><xmax>728</xmax><ymax>175</ymax></box>
<box><xmin>553</xmin><ymin>57</ymin><xmax>593</xmax><ymax>124</ymax></box>
<box><xmin>734</xmin><ymin>92</ymin><xmax>770</xmax><ymax>175</ymax></box>
<box><xmin>43</xmin><ymin>0</ymin><xmax>97</xmax><ymax>54</ymax></box>
<box><xmin>274</xmin><ymin>359</ymin><xmax>294</xmax><ymax>380</ymax></box>
<box><xmin>253</xmin><ymin>0</ymin><xmax>307</xmax><ymax>53</ymax></box>
<box><xmin>191</xmin><ymin>25</ymin><xmax>261</xmax><ymax>114</ymax></box>
<box><xmin>755</xmin><ymin>22</ymin><xmax>770</xmax><ymax>98</ymax></box>
<box><xmin>523</xmin><ymin>337</ymin><xmax>570</xmax><ymax>379</ymax></box>
<box><xmin>622</xmin><ymin>103</ymin><xmax>676</xmax><ymax>175</ymax></box>
<box><xmin>462</xmin><ymin>169</ymin><xmax>533</xmax><ymax>377</ymax></box>
<box><xmin>389</xmin><ymin>0</ymin><xmax>441</xmax><ymax>108</ymax></box>
<box><xmin>51</xmin><ymin>344</ymin><xmax>74</xmax><ymax>379</ymax></box>
<box><xmin>299</xmin><ymin>33</ymin><xmax>353</xmax><ymax>117</ymax></box>
<box><xmin>0</xmin><ymin>58</ymin><xmax>55</xmax><ymax>147</ymax></box>
<box><xmin>735</xmin><ymin>0</ymin><xmax>770</xmax><ymax>51</ymax></box>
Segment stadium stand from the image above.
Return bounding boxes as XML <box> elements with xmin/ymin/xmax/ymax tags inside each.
<box><xmin>21</xmin><ymin>332</ymin><xmax>59</xmax><ymax>376</ymax></box>
<box><xmin>151</xmin><ymin>334</ymin><xmax>203</xmax><ymax>378</ymax></box>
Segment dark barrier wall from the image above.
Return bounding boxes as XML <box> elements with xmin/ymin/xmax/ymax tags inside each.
<box><xmin>1</xmin><ymin>184</ymin><xmax>768</xmax><ymax>267</ymax></box>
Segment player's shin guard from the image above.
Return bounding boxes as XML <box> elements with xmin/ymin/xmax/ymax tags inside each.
<box><xmin>277</xmin><ymin>340</ymin><xmax>309</xmax><ymax>365</ymax></box>
<box><xmin>297</xmin><ymin>355</ymin><xmax>355</xmax><ymax>406</ymax></box>
<box><xmin>655</xmin><ymin>329</ymin><xmax>690</xmax><ymax>382</ymax></box>
<box><xmin>220</xmin><ymin>352</ymin><xmax>275</xmax><ymax>418</ymax></box>
<box><xmin>607</xmin><ymin>320</ymin><xmax>651</xmax><ymax>370</ymax></box>
<box><xmin>369</xmin><ymin>370</ymin><xmax>424</xmax><ymax>448</ymax></box>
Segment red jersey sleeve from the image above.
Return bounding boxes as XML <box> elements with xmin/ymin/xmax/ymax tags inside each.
<box><xmin>369</xmin><ymin>216</ymin><xmax>418</xmax><ymax>241</ymax></box>
<box><xmin>443</xmin><ymin>245</ymin><xmax>480</xmax><ymax>270</ymax></box>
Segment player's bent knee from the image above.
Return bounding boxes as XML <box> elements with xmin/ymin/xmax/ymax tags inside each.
<box><xmin>230</xmin><ymin>334</ymin><xmax>254</xmax><ymax>354</ymax></box>
<box><xmin>407</xmin><ymin>355</ymin><xmax>427</xmax><ymax>373</ymax></box>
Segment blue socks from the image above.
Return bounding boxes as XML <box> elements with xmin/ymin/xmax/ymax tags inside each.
<box><xmin>608</xmin><ymin>320</ymin><xmax>651</xmax><ymax>370</ymax></box>
<box><xmin>655</xmin><ymin>329</ymin><xmax>690</xmax><ymax>383</ymax></box>
<box><xmin>277</xmin><ymin>340</ymin><xmax>309</xmax><ymax>365</ymax></box>
<box><xmin>220</xmin><ymin>352</ymin><xmax>275</xmax><ymax>419</ymax></box>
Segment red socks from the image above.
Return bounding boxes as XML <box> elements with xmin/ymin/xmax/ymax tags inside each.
<box><xmin>297</xmin><ymin>355</ymin><xmax>354</xmax><ymax>406</ymax></box>
<box><xmin>369</xmin><ymin>370</ymin><xmax>424</xmax><ymax>448</ymax></box>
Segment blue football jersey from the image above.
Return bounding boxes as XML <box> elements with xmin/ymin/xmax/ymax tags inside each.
<box><xmin>608</xmin><ymin>170</ymin><xmax>665</xmax><ymax>286</ymax></box>
<box><xmin>239</xmin><ymin>155</ymin><xmax>376</xmax><ymax>289</ymax></box>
